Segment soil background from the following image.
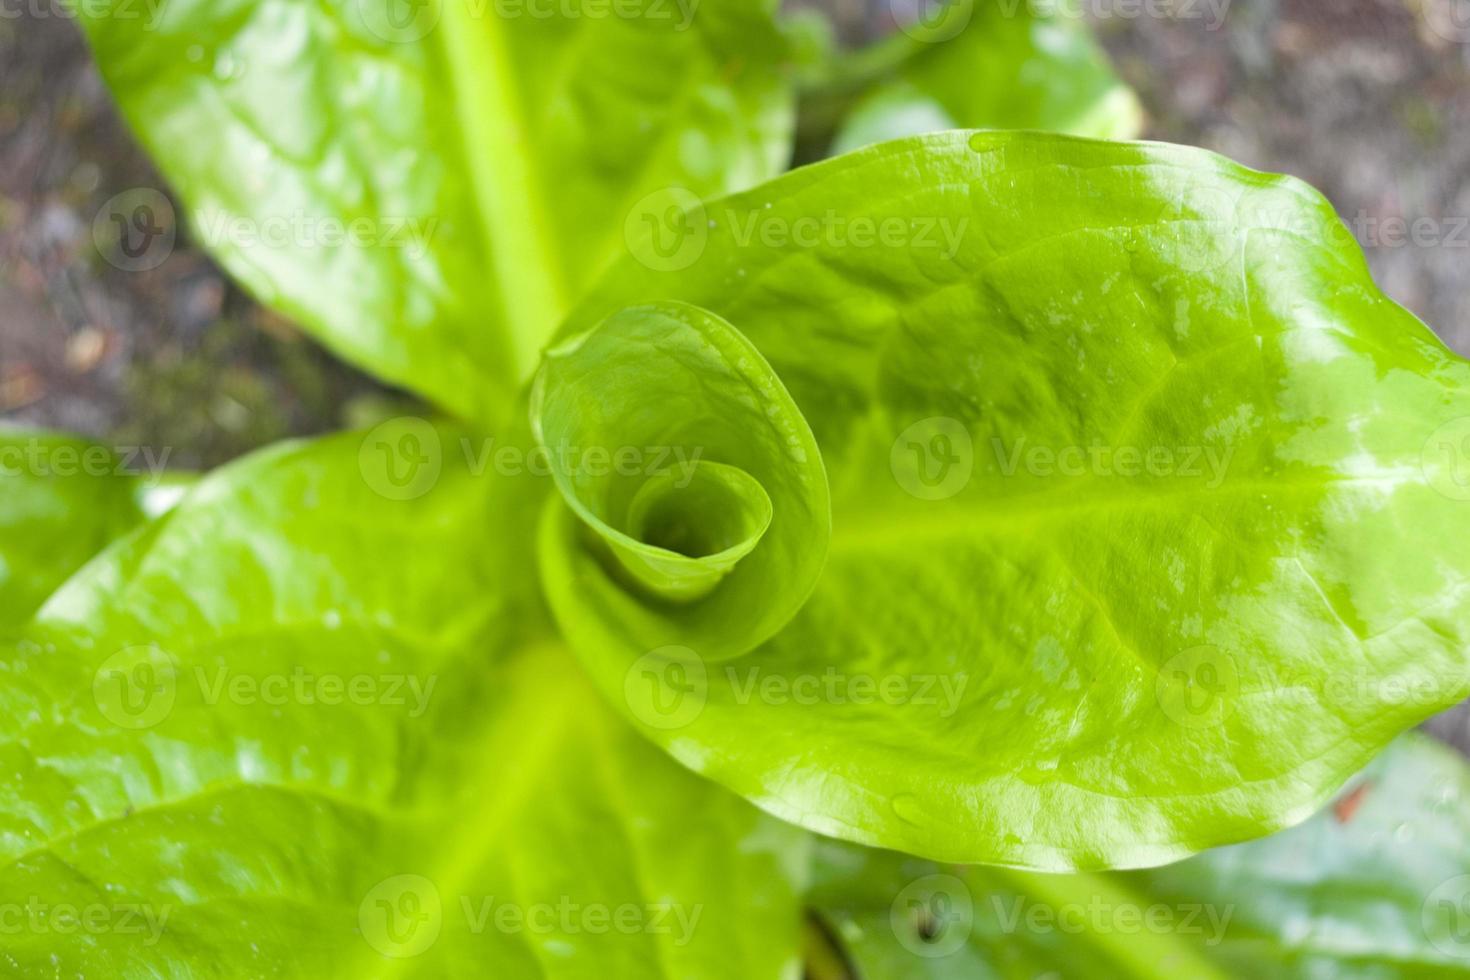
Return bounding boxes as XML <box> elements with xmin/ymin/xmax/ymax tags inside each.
<box><xmin>3</xmin><ymin>1</ymin><xmax>1470</xmax><ymax>744</ymax></box>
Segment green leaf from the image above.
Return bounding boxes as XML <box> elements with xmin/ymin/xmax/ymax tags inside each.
<box><xmin>546</xmin><ymin>130</ymin><xmax>1470</xmax><ymax>869</ymax></box>
<box><xmin>808</xmin><ymin>735</ymin><xmax>1470</xmax><ymax>977</ymax></box>
<box><xmin>532</xmin><ymin>301</ymin><xmax>830</xmax><ymax>659</ymax></box>
<box><xmin>804</xmin><ymin>0</ymin><xmax>1142</xmax><ymax>157</ymax></box>
<box><xmin>79</xmin><ymin>0</ymin><xmax>795</xmax><ymax>424</ymax></box>
<box><xmin>0</xmin><ymin>421</ymin><xmax>807</xmax><ymax>976</ymax></box>
<box><xmin>0</xmin><ymin>430</ymin><xmax>150</xmax><ymax>626</ymax></box>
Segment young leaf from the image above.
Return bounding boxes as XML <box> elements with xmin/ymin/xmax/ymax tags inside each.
<box><xmin>549</xmin><ymin>130</ymin><xmax>1470</xmax><ymax>869</ymax></box>
<box><xmin>829</xmin><ymin>0</ymin><xmax>1144</xmax><ymax>155</ymax></box>
<box><xmin>808</xmin><ymin>735</ymin><xmax>1470</xmax><ymax>977</ymax></box>
<box><xmin>78</xmin><ymin>0</ymin><xmax>795</xmax><ymax>424</ymax></box>
<box><xmin>532</xmin><ymin>301</ymin><xmax>830</xmax><ymax>661</ymax></box>
<box><xmin>0</xmin><ymin>422</ymin><xmax>807</xmax><ymax>976</ymax></box>
<box><xmin>0</xmin><ymin>430</ymin><xmax>149</xmax><ymax>626</ymax></box>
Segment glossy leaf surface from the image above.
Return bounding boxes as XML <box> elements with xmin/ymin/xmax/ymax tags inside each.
<box><xmin>830</xmin><ymin>0</ymin><xmax>1143</xmax><ymax>154</ymax></box>
<box><xmin>0</xmin><ymin>430</ymin><xmax>149</xmax><ymax>625</ymax></box>
<box><xmin>809</xmin><ymin>735</ymin><xmax>1470</xmax><ymax>978</ymax></box>
<box><xmin>79</xmin><ymin>0</ymin><xmax>795</xmax><ymax>423</ymax></box>
<box><xmin>550</xmin><ymin>131</ymin><xmax>1470</xmax><ymax>869</ymax></box>
<box><xmin>0</xmin><ymin>422</ymin><xmax>807</xmax><ymax>977</ymax></box>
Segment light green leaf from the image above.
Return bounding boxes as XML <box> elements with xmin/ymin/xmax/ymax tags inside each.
<box><xmin>79</xmin><ymin>0</ymin><xmax>795</xmax><ymax>424</ymax></box>
<box><xmin>0</xmin><ymin>430</ymin><xmax>149</xmax><ymax>626</ymax></box>
<box><xmin>532</xmin><ymin>301</ymin><xmax>830</xmax><ymax>658</ymax></box>
<box><xmin>810</xmin><ymin>0</ymin><xmax>1142</xmax><ymax>156</ymax></box>
<box><xmin>0</xmin><ymin>421</ymin><xmax>807</xmax><ymax>976</ymax></box>
<box><xmin>809</xmin><ymin>735</ymin><xmax>1470</xmax><ymax>978</ymax></box>
<box><xmin>545</xmin><ymin>130</ymin><xmax>1470</xmax><ymax>869</ymax></box>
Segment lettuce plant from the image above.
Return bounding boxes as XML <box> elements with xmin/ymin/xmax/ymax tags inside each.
<box><xmin>6</xmin><ymin>0</ymin><xmax>1470</xmax><ymax>975</ymax></box>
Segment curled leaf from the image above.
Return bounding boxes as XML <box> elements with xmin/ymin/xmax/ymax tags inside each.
<box><xmin>532</xmin><ymin>302</ymin><xmax>831</xmax><ymax>662</ymax></box>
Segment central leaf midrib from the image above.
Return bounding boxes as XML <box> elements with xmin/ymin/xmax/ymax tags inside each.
<box><xmin>436</xmin><ymin>0</ymin><xmax>569</xmax><ymax>383</ymax></box>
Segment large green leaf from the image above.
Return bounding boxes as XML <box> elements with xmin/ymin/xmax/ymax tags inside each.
<box><xmin>828</xmin><ymin>0</ymin><xmax>1143</xmax><ymax>155</ymax></box>
<box><xmin>79</xmin><ymin>0</ymin><xmax>795</xmax><ymax>424</ymax></box>
<box><xmin>0</xmin><ymin>420</ymin><xmax>806</xmax><ymax>976</ymax></box>
<box><xmin>0</xmin><ymin>430</ymin><xmax>154</xmax><ymax>626</ymax></box>
<box><xmin>542</xmin><ymin>130</ymin><xmax>1470</xmax><ymax>869</ymax></box>
<box><xmin>808</xmin><ymin>735</ymin><xmax>1470</xmax><ymax>978</ymax></box>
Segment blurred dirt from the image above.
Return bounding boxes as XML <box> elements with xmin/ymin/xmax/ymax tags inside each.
<box><xmin>0</xmin><ymin>9</ymin><xmax>395</xmax><ymax>468</ymax></box>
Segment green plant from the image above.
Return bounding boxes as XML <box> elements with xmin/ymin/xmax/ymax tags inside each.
<box><xmin>5</xmin><ymin>0</ymin><xmax>1470</xmax><ymax>975</ymax></box>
